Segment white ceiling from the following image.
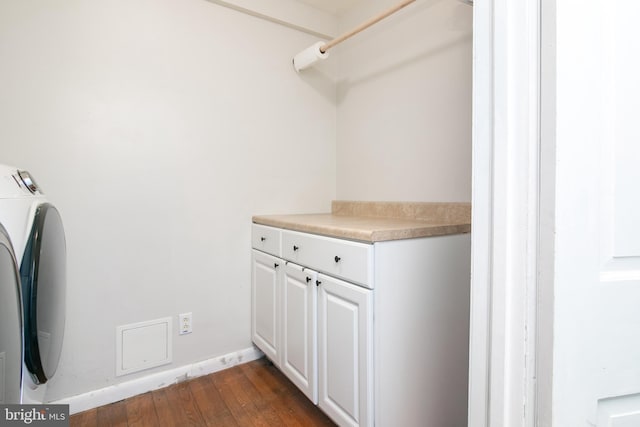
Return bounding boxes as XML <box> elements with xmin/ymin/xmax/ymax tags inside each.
<box><xmin>294</xmin><ymin>0</ymin><xmax>362</xmax><ymax>15</ymax></box>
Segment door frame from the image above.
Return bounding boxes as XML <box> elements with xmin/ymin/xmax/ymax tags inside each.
<box><xmin>468</xmin><ymin>1</ymin><xmax>554</xmax><ymax>425</ymax></box>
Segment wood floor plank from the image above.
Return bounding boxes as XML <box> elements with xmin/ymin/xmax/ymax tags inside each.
<box><xmin>96</xmin><ymin>400</ymin><xmax>128</xmax><ymax>427</ymax></box>
<box><xmin>70</xmin><ymin>408</ymin><xmax>97</xmax><ymax>427</ymax></box>
<box><xmin>239</xmin><ymin>360</ymin><xmax>288</xmax><ymax>398</ymax></box>
<box><xmin>70</xmin><ymin>357</ymin><xmax>335</xmax><ymax>427</ymax></box>
<box><xmin>162</xmin><ymin>382</ymin><xmax>204</xmax><ymax>427</ymax></box>
<box><xmin>246</xmin><ymin>360</ymin><xmax>336</xmax><ymax>427</ymax></box>
<box><xmin>241</xmin><ymin>362</ymin><xmax>312</xmax><ymax>427</ymax></box>
<box><xmin>228</xmin><ymin>365</ymin><xmax>285</xmax><ymax>427</ymax></box>
<box><xmin>151</xmin><ymin>388</ymin><xmax>181</xmax><ymax>427</ymax></box>
<box><xmin>272</xmin><ymin>366</ymin><xmax>336</xmax><ymax>426</ymax></box>
<box><xmin>124</xmin><ymin>392</ymin><xmax>159</xmax><ymax>427</ymax></box>
<box><xmin>214</xmin><ymin>366</ymin><xmax>265</xmax><ymax>427</ymax></box>
<box><xmin>188</xmin><ymin>375</ymin><xmax>238</xmax><ymax>427</ymax></box>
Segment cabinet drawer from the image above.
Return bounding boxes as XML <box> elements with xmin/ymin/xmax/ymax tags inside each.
<box><xmin>282</xmin><ymin>230</ymin><xmax>373</xmax><ymax>288</ymax></box>
<box><xmin>252</xmin><ymin>224</ymin><xmax>281</xmax><ymax>256</ymax></box>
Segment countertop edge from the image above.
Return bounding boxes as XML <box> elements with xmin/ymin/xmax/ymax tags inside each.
<box><xmin>252</xmin><ymin>215</ymin><xmax>471</xmax><ymax>243</ymax></box>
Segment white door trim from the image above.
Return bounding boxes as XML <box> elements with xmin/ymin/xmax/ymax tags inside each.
<box><xmin>469</xmin><ymin>1</ymin><xmax>545</xmax><ymax>426</ymax></box>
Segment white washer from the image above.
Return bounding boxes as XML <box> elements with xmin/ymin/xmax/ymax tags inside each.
<box><xmin>0</xmin><ymin>164</ymin><xmax>66</xmax><ymax>403</ymax></box>
<box><xmin>0</xmin><ymin>221</ymin><xmax>23</xmax><ymax>404</ymax></box>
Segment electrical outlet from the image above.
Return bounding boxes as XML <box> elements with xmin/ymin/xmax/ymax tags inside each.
<box><xmin>179</xmin><ymin>312</ymin><xmax>192</xmax><ymax>335</ymax></box>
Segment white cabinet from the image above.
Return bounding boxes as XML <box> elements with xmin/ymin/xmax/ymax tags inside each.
<box><xmin>282</xmin><ymin>230</ymin><xmax>373</xmax><ymax>287</ymax></box>
<box><xmin>251</xmin><ymin>250</ymin><xmax>281</xmax><ymax>365</ymax></box>
<box><xmin>251</xmin><ymin>224</ymin><xmax>373</xmax><ymax>425</ymax></box>
<box><xmin>317</xmin><ymin>273</ymin><xmax>373</xmax><ymax>427</ymax></box>
<box><xmin>281</xmin><ymin>262</ymin><xmax>317</xmax><ymax>403</ymax></box>
<box><xmin>251</xmin><ymin>223</ymin><xmax>471</xmax><ymax>427</ymax></box>
<box><xmin>252</xmin><ymin>223</ymin><xmax>281</xmax><ymax>255</ymax></box>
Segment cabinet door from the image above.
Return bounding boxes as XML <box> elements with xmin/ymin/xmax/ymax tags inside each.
<box><xmin>318</xmin><ymin>274</ymin><xmax>373</xmax><ymax>427</ymax></box>
<box><xmin>251</xmin><ymin>250</ymin><xmax>281</xmax><ymax>365</ymax></box>
<box><xmin>281</xmin><ymin>263</ymin><xmax>317</xmax><ymax>403</ymax></box>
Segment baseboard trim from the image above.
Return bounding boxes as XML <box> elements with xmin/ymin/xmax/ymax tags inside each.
<box><xmin>53</xmin><ymin>346</ymin><xmax>264</xmax><ymax>414</ymax></box>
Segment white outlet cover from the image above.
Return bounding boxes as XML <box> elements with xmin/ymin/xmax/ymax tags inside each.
<box><xmin>179</xmin><ymin>312</ymin><xmax>192</xmax><ymax>335</ymax></box>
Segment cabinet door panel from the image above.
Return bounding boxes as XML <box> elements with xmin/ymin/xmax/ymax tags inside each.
<box><xmin>282</xmin><ymin>263</ymin><xmax>317</xmax><ymax>403</ymax></box>
<box><xmin>251</xmin><ymin>250</ymin><xmax>280</xmax><ymax>365</ymax></box>
<box><xmin>318</xmin><ymin>274</ymin><xmax>373</xmax><ymax>427</ymax></box>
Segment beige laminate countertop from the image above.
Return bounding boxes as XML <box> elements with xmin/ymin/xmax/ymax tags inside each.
<box><xmin>252</xmin><ymin>201</ymin><xmax>471</xmax><ymax>243</ymax></box>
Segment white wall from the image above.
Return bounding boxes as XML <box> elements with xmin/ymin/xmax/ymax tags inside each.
<box><xmin>0</xmin><ymin>0</ymin><xmax>336</xmax><ymax>401</ymax></box>
<box><xmin>335</xmin><ymin>0</ymin><xmax>472</xmax><ymax>202</ymax></box>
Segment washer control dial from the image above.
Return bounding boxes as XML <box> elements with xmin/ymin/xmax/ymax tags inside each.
<box><xmin>17</xmin><ymin>170</ymin><xmax>40</xmax><ymax>194</ymax></box>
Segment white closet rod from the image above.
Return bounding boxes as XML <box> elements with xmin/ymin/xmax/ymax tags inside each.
<box><xmin>292</xmin><ymin>0</ymin><xmax>416</xmax><ymax>72</ymax></box>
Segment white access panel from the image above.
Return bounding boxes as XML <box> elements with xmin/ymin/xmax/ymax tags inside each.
<box><xmin>116</xmin><ymin>317</ymin><xmax>172</xmax><ymax>376</ymax></box>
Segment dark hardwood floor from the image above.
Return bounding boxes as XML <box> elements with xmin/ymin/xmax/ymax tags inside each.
<box><xmin>70</xmin><ymin>358</ymin><xmax>336</xmax><ymax>427</ymax></box>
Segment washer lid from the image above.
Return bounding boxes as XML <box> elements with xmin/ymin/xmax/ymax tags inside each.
<box><xmin>0</xmin><ymin>223</ymin><xmax>23</xmax><ymax>403</ymax></box>
<box><xmin>20</xmin><ymin>203</ymin><xmax>66</xmax><ymax>385</ymax></box>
